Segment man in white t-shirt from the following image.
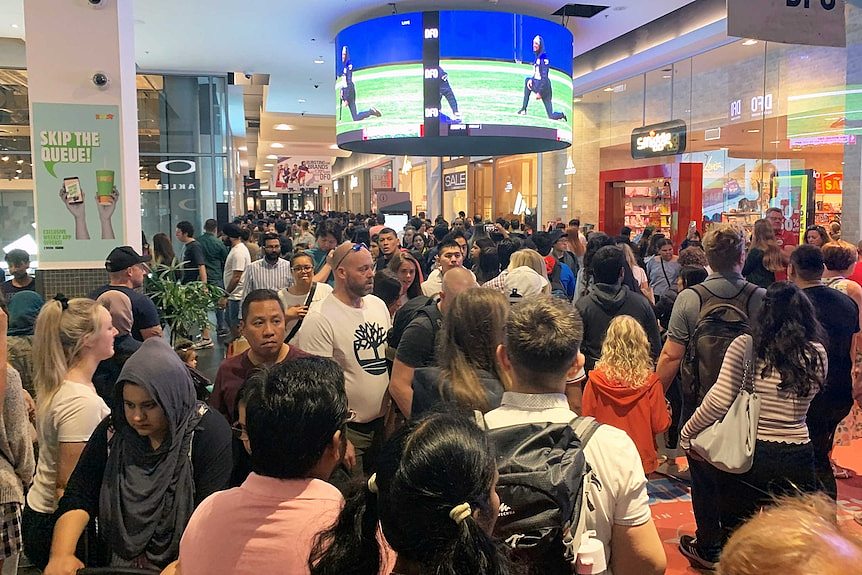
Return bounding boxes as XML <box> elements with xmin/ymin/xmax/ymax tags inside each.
<box><xmin>223</xmin><ymin>223</ymin><xmax>251</xmax><ymax>340</ymax></box>
<box><xmin>294</xmin><ymin>242</ymin><xmax>391</xmax><ymax>476</ymax></box>
<box><xmin>484</xmin><ymin>296</ymin><xmax>666</xmax><ymax>575</ymax></box>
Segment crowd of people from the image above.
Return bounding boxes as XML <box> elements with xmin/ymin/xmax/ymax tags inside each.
<box><xmin>0</xmin><ymin>207</ymin><xmax>860</xmax><ymax>574</ymax></box>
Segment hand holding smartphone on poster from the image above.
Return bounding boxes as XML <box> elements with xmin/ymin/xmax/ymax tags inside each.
<box><xmin>59</xmin><ymin>170</ymin><xmax>118</xmax><ymax>241</ymax></box>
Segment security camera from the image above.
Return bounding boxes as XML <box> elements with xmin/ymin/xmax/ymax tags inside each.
<box><xmin>244</xmin><ymin>73</ymin><xmax>252</xmax><ymax>80</ymax></box>
<box><xmin>88</xmin><ymin>0</ymin><xmax>106</xmax><ymax>8</ymax></box>
<box><xmin>92</xmin><ymin>72</ymin><xmax>109</xmax><ymax>89</ymax></box>
<box><xmin>314</xmin><ymin>84</ymin><xmax>319</xmax><ymax>89</ymax></box>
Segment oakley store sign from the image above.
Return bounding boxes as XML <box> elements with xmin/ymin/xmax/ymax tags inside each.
<box><xmin>631</xmin><ymin>120</ymin><xmax>687</xmax><ymax>159</ymax></box>
<box><xmin>154</xmin><ymin>160</ymin><xmax>197</xmax><ymax>190</ymax></box>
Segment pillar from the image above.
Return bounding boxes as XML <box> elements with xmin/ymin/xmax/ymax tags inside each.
<box><xmin>25</xmin><ymin>0</ymin><xmax>140</xmax><ymax>296</ymax></box>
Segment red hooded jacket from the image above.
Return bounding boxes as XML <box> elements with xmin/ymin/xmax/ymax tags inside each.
<box><xmin>582</xmin><ymin>368</ymin><xmax>671</xmax><ymax>474</ymax></box>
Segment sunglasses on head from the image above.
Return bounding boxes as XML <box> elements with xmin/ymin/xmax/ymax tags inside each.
<box><xmin>332</xmin><ymin>243</ymin><xmax>369</xmax><ymax>270</ymax></box>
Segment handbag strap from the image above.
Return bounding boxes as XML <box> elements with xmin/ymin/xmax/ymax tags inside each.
<box><xmin>285</xmin><ymin>282</ymin><xmax>317</xmax><ymax>343</ymax></box>
<box><xmin>741</xmin><ymin>334</ymin><xmax>756</xmax><ymax>394</ymax></box>
<box><xmin>660</xmin><ymin>257</ymin><xmax>672</xmax><ymax>289</ymax></box>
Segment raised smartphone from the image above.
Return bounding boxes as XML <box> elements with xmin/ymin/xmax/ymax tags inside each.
<box><xmin>63</xmin><ymin>177</ymin><xmax>83</xmax><ymax>204</ymax></box>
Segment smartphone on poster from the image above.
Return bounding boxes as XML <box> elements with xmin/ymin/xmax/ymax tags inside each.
<box><xmin>63</xmin><ymin>177</ymin><xmax>83</xmax><ymax>204</ymax></box>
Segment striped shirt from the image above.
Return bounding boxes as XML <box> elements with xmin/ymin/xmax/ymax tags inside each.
<box><xmin>238</xmin><ymin>258</ymin><xmax>294</xmax><ymax>318</ymax></box>
<box><xmin>681</xmin><ymin>334</ymin><xmax>827</xmax><ymax>448</ymax></box>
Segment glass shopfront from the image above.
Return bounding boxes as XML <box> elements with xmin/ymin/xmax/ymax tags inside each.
<box><xmin>0</xmin><ymin>70</ymin><xmax>234</xmax><ymax>268</ymax></box>
<box><xmin>568</xmin><ymin>5</ymin><xmax>862</xmax><ymax>246</ymax></box>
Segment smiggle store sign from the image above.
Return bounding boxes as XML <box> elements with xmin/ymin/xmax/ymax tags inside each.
<box><xmin>631</xmin><ymin>120</ymin><xmax>687</xmax><ymax>159</ymax></box>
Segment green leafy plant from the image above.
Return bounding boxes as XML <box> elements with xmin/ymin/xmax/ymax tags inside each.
<box><xmin>145</xmin><ymin>261</ymin><xmax>225</xmax><ymax>344</ymax></box>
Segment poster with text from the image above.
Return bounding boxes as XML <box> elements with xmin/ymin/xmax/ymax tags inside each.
<box><xmin>32</xmin><ymin>102</ymin><xmax>125</xmax><ymax>264</ymax></box>
<box><xmin>274</xmin><ymin>156</ymin><xmax>332</xmax><ymax>190</ymax></box>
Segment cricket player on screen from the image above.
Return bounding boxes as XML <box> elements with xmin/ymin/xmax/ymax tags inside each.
<box><xmin>517</xmin><ymin>35</ymin><xmax>567</xmax><ymax>121</ymax></box>
<box><xmin>339</xmin><ymin>46</ymin><xmax>382</xmax><ymax>122</ymax></box>
<box><xmin>438</xmin><ymin>67</ymin><xmax>461</xmax><ymax>124</ymax></box>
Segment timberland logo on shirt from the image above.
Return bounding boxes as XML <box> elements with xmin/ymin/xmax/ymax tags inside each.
<box><xmin>353</xmin><ymin>322</ymin><xmax>387</xmax><ymax>376</ymax></box>
<box><xmin>499</xmin><ymin>502</ymin><xmax>514</xmax><ymax>517</ymax></box>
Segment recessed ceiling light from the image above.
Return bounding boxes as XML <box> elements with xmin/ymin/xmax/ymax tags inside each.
<box><xmin>298</xmin><ymin>98</ymin><xmax>306</xmax><ymax>103</ymax></box>
<box><xmin>238</xmin><ymin>146</ymin><xmax>247</xmax><ymax>151</ymax></box>
<box><xmin>662</xmin><ymin>75</ymin><xmax>672</xmax><ymax>79</ymax></box>
<box><xmin>274</xmin><ymin>124</ymin><xmax>293</xmax><ymax>131</ymax></box>
<box><xmin>264</xmin><ymin>163</ymin><xmax>274</xmax><ymax>167</ymax></box>
<box><xmin>573</xmin><ymin>97</ymin><xmax>583</xmax><ymax>103</ymax></box>
<box><xmin>16</xmin><ymin>159</ymin><xmax>23</xmax><ymax>164</ymax></box>
<box><xmin>11</xmin><ymin>24</ymin><xmax>18</xmax><ymax>29</ymax></box>
<box><xmin>770</xmin><ymin>140</ymin><xmax>781</xmax><ymax>144</ymax></box>
<box><xmin>271</xmin><ymin>143</ymin><xmax>284</xmax><ymax>148</ymax></box>
<box><xmin>603</xmin><ymin>87</ymin><xmax>614</xmax><ymax>92</ymax></box>
<box><xmin>313</xmin><ymin>59</ymin><xmax>325</xmax><ymax>64</ymax></box>
<box><xmin>266</xmin><ymin>154</ymin><xmax>278</xmax><ymax>159</ymax></box>
<box><xmin>742</xmin><ymin>39</ymin><xmax>758</xmax><ymax>46</ymax></box>
<box><xmin>747</xmin><ymin>129</ymin><xmax>760</xmax><ymax>133</ymax></box>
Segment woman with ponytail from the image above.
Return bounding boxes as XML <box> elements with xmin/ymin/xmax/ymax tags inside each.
<box><xmin>23</xmin><ymin>297</ymin><xmax>116</xmax><ymax>570</ymax></box>
<box><xmin>310</xmin><ymin>412</ymin><xmax>511</xmax><ymax>575</ymax></box>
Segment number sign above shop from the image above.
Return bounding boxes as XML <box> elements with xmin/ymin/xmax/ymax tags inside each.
<box><xmin>728</xmin><ymin>0</ymin><xmax>846</xmax><ymax>48</ymax></box>
<box><xmin>631</xmin><ymin>120</ymin><xmax>687</xmax><ymax>159</ymax></box>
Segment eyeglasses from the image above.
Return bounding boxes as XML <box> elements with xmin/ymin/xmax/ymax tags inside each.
<box><xmin>292</xmin><ymin>265</ymin><xmax>314</xmax><ymax>272</ymax></box>
<box><xmin>332</xmin><ymin>243</ymin><xmax>369</xmax><ymax>271</ymax></box>
<box><xmin>231</xmin><ymin>422</ymin><xmax>248</xmax><ymax>440</ymax></box>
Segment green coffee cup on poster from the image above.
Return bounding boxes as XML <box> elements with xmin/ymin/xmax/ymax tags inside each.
<box><xmin>96</xmin><ymin>169</ymin><xmax>114</xmax><ymax>205</ymax></box>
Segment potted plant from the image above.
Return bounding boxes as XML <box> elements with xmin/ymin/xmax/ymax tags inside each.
<box><xmin>146</xmin><ymin>261</ymin><xmax>225</xmax><ymax>345</ymax></box>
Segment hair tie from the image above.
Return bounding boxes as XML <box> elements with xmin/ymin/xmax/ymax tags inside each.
<box><xmin>367</xmin><ymin>473</ymin><xmax>379</xmax><ymax>495</ymax></box>
<box><xmin>53</xmin><ymin>294</ymin><xmax>69</xmax><ymax>311</ymax></box>
<box><xmin>449</xmin><ymin>502</ymin><xmax>472</xmax><ymax>525</ymax></box>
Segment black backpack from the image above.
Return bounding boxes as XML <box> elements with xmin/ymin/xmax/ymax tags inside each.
<box><xmin>478</xmin><ymin>414</ymin><xmax>602</xmax><ymax>575</ymax></box>
<box><xmin>386</xmin><ymin>296</ymin><xmax>443</xmax><ymax>360</ymax></box>
<box><xmin>679</xmin><ymin>282</ymin><xmax>759</xmax><ymax>409</ymax></box>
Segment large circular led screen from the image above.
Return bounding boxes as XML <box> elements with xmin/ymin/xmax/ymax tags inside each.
<box><xmin>335</xmin><ymin>11</ymin><xmax>573</xmax><ymax>156</ymax></box>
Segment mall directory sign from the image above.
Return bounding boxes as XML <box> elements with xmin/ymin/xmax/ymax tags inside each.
<box><xmin>631</xmin><ymin>120</ymin><xmax>687</xmax><ymax>160</ymax></box>
<box><xmin>335</xmin><ymin>11</ymin><xmax>573</xmax><ymax>156</ymax></box>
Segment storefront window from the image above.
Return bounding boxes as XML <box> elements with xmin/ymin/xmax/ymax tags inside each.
<box><xmin>494</xmin><ymin>154</ymin><xmax>537</xmax><ymax>221</ymax></box>
<box><xmin>569</xmin><ymin>4</ymin><xmax>862</xmax><ymax>246</ymax></box>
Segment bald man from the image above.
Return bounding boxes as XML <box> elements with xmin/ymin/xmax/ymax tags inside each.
<box><xmin>388</xmin><ymin>266</ymin><xmax>478</xmax><ymax>418</ymax></box>
<box><xmin>294</xmin><ymin>242</ymin><xmax>392</xmax><ymax>475</ymax></box>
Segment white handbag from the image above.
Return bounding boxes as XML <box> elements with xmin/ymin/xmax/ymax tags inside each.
<box><xmin>690</xmin><ymin>336</ymin><xmax>761</xmax><ymax>474</ymax></box>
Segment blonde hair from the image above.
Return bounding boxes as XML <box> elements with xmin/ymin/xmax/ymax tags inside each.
<box><xmin>719</xmin><ymin>494</ymin><xmax>862</xmax><ymax>575</ymax></box>
<box><xmin>33</xmin><ymin>298</ymin><xmax>104</xmax><ymax>411</ymax></box>
<box><xmin>508</xmin><ymin>249</ymin><xmax>548</xmax><ymax>280</ymax></box>
<box><xmin>619</xmin><ymin>243</ymin><xmax>638</xmax><ymax>271</ymax></box>
<box><xmin>438</xmin><ymin>288</ymin><xmax>510</xmax><ymax>411</ymax></box>
<box><xmin>594</xmin><ymin>315</ymin><xmax>653</xmax><ymax>388</ymax></box>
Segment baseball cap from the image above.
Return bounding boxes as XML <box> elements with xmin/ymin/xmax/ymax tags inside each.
<box><xmin>105</xmin><ymin>246</ymin><xmax>151</xmax><ymax>272</ymax></box>
<box><xmin>505</xmin><ymin>266</ymin><xmax>548</xmax><ymax>303</ymax></box>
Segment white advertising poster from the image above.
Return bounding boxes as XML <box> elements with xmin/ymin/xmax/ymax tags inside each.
<box><xmin>728</xmin><ymin>0</ymin><xmax>846</xmax><ymax>48</ymax></box>
<box><xmin>274</xmin><ymin>157</ymin><xmax>332</xmax><ymax>190</ymax></box>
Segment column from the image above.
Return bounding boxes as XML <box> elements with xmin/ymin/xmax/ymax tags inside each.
<box><xmin>25</xmin><ymin>0</ymin><xmax>140</xmax><ymax>296</ymax></box>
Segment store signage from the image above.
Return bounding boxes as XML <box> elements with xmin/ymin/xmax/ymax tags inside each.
<box><xmin>631</xmin><ymin>120</ymin><xmax>687</xmax><ymax>159</ymax></box>
<box><xmin>443</xmin><ymin>171</ymin><xmax>466</xmax><ymax>191</ymax></box>
<box><xmin>729</xmin><ymin>94</ymin><xmax>774</xmax><ymax>122</ymax></box>
<box><xmin>727</xmin><ymin>0</ymin><xmax>845</xmax><ymax>48</ymax></box>
<box><xmin>156</xmin><ymin>159</ymin><xmax>196</xmax><ymax>175</ymax></box>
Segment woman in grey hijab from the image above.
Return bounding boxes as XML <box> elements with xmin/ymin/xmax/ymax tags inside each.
<box><xmin>41</xmin><ymin>337</ymin><xmax>232</xmax><ymax>573</ymax></box>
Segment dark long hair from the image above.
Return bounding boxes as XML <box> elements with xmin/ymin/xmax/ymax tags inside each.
<box><xmin>310</xmin><ymin>413</ymin><xmax>509</xmax><ymax>575</ymax></box>
<box><xmin>753</xmin><ymin>281</ymin><xmax>826</xmax><ymax>397</ymax></box>
<box><xmin>151</xmin><ymin>232</ymin><xmax>176</xmax><ymax>267</ymax></box>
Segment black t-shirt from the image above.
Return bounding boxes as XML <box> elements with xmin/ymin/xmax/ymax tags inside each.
<box><xmin>89</xmin><ymin>285</ymin><xmax>162</xmax><ymax>342</ymax></box>
<box><xmin>395</xmin><ymin>314</ymin><xmax>437</xmax><ymax>368</ymax></box>
<box><xmin>2</xmin><ymin>278</ymin><xmax>36</xmax><ymax>300</ymax></box>
<box><xmin>181</xmin><ymin>240</ymin><xmax>206</xmax><ymax>284</ymax></box>
<box><xmin>804</xmin><ymin>285</ymin><xmax>859</xmax><ymax>405</ymax></box>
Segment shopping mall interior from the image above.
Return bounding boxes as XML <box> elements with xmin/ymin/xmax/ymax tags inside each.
<box><xmin>3</xmin><ymin>0</ymin><xmax>862</xmax><ymax>574</ymax></box>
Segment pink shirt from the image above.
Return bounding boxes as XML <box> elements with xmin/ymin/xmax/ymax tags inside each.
<box><xmin>179</xmin><ymin>474</ymin><xmax>342</xmax><ymax>575</ymax></box>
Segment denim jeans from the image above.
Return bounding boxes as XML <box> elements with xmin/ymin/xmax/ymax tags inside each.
<box><xmin>686</xmin><ymin>455</ymin><xmax>723</xmax><ymax>559</ymax></box>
